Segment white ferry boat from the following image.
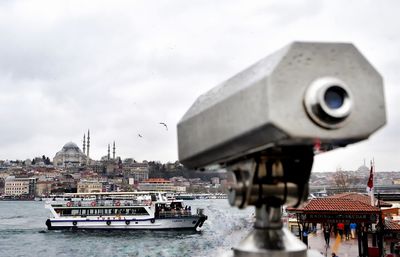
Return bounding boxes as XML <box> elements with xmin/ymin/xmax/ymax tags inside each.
<box><xmin>45</xmin><ymin>192</ymin><xmax>207</xmax><ymax>231</ymax></box>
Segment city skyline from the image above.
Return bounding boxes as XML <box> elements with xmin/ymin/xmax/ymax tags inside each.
<box><xmin>0</xmin><ymin>1</ymin><xmax>399</xmax><ymax>172</ymax></box>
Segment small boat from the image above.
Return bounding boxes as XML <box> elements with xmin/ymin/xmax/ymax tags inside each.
<box><xmin>45</xmin><ymin>192</ymin><xmax>207</xmax><ymax>231</ymax></box>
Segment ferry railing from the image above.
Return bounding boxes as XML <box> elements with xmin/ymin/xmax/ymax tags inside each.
<box><xmin>58</xmin><ymin>212</ymin><xmax>148</xmax><ymax>217</ymax></box>
<box><xmin>51</xmin><ymin>199</ymin><xmax>151</xmax><ymax>207</ymax></box>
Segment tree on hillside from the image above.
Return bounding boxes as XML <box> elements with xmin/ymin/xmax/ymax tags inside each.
<box><xmin>334</xmin><ymin>168</ymin><xmax>356</xmax><ymax>191</ymax></box>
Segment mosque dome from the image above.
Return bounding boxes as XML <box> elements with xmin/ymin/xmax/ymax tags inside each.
<box><xmin>62</xmin><ymin>142</ymin><xmax>81</xmax><ymax>152</ymax></box>
<box><xmin>53</xmin><ymin>141</ymin><xmax>87</xmax><ymax>167</ymax></box>
<box><xmin>356</xmin><ymin>165</ymin><xmax>370</xmax><ymax>173</ymax></box>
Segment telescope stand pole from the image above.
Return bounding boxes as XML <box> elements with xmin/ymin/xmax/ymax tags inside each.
<box><xmin>233</xmin><ymin>204</ymin><xmax>309</xmax><ymax>257</ymax></box>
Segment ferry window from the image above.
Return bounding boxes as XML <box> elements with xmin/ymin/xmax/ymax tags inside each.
<box><xmin>131</xmin><ymin>207</ymin><xmax>148</xmax><ymax>215</ymax></box>
<box><xmin>71</xmin><ymin>209</ymin><xmax>79</xmax><ymax>216</ymax></box>
<box><xmin>63</xmin><ymin>209</ymin><xmax>72</xmax><ymax>215</ymax></box>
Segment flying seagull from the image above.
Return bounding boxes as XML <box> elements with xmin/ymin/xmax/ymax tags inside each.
<box><xmin>138</xmin><ymin>134</ymin><xmax>143</xmax><ymax>138</ymax></box>
<box><xmin>159</xmin><ymin>122</ymin><xmax>168</xmax><ymax>131</ymax></box>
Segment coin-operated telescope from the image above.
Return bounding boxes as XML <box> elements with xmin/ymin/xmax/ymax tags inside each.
<box><xmin>177</xmin><ymin>42</ymin><xmax>386</xmax><ymax>257</ymax></box>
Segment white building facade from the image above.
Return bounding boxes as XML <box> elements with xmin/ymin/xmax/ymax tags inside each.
<box><xmin>5</xmin><ymin>176</ymin><xmax>37</xmax><ymax>196</ymax></box>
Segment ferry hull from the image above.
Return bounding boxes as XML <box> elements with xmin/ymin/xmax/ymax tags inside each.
<box><xmin>46</xmin><ymin>216</ymin><xmax>207</xmax><ymax>231</ymax></box>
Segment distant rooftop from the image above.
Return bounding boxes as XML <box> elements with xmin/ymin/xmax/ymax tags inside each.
<box><xmin>300</xmin><ymin>198</ymin><xmax>380</xmax><ymax>212</ymax></box>
<box><xmin>328</xmin><ymin>192</ymin><xmax>392</xmax><ymax>207</ymax></box>
<box><xmin>385</xmin><ymin>219</ymin><xmax>400</xmax><ymax>232</ymax></box>
<box><xmin>288</xmin><ymin>192</ymin><xmax>391</xmax><ymax>213</ymax></box>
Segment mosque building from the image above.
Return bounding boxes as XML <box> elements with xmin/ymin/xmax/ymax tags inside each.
<box><xmin>53</xmin><ymin>130</ymin><xmax>118</xmax><ymax>168</ymax></box>
<box><xmin>100</xmin><ymin>141</ymin><xmax>120</xmax><ymax>175</ymax></box>
<box><xmin>53</xmin><ymin>130</ymin><xmax>92</xmax><ymax>167</ymax></box>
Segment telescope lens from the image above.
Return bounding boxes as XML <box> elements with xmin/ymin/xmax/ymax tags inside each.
<box><xmin>324</xmin><ymin>86</ymin><xmax>345</xmax><ymax>109</ymax></box>
<box><xmin>304</xmin><ymin>77</ymin><xmax>353</xmax><ymax>129</ymax></box>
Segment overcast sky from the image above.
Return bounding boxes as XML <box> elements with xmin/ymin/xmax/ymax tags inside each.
<box><xmin>0</xmin><ymin>0</ymin><xmax>399</xmax><ymax>172</ymax></box>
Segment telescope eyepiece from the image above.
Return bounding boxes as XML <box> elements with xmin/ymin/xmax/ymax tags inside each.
<box><xmin>324</xmin><ymin>86</ymin><xmax>345</xmax><ymax>109</ymax></box>
<box><xmin>304</xmin><ymin>77</ymin><xmax>353</xmax><ymax>129</ymax></box>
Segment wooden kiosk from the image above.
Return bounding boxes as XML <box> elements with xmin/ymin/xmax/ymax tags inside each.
<box><xmin>288</xmin><ymin>193</ymin><xmax>392</xmax><ymax>257</ymax></box>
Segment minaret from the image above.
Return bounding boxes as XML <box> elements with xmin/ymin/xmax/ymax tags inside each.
<box><xmin>107</xmin><ymin>144</ymin><xmax>110</xmax><ymax>160</ymax></box>
<box><xmin>113</xmin><ymin>141</ymin><xmax>116</xmax><ymax>160</ymax></box>
<box><xmin>86</xmin><ymin>129</ymin><xmax>90</xmax><ymax>165</ymax></box>
<box><xmin>82</xmin><ymin>134</ymin><xmax>86</xmax><ymax>154</ymax></box>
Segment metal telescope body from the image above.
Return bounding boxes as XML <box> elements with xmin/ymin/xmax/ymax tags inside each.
<box><xmin>177</xmin><ymin>42</ymin><xmax>386</xmax><ymax>257</ymax></box>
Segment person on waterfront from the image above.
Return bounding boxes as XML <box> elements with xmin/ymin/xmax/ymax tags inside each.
<box><xmin>344</xmin><ymin>224</ymin><xmax>350</xmax><ymax>240</ymax></box>
<box><xmin>350</xmin><ymin>223</ymin><xmax>357</xmax><ymax>239</ymax></box>
<box><xmin>331</xmin><ymin>252</ymin><xmax>338</xmax><ymax>257</ymax></box>
<box><xmin>337</xmin><ymin>222</ymin><xmax>344</xmax><ymax>239</ymax></box>
<box><xmin>312</xmin><ymin>223</ymin><xmax>317</xmax><ymax>233</ymax></box>
<box><xmin>323</xmin><ymin>224</ymin><xmax>331</xmax><ymax>247</ymax></box>
<box><xmin>302</xmin><ymin>230</ymin><xmax>308</xmax><ymax>246</ymax></box>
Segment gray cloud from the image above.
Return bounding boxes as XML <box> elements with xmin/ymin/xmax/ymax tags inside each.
<box><xmin>0</xmin><ymin>0</ymin><xmax>399</xmax><ymax>172</ymax></box>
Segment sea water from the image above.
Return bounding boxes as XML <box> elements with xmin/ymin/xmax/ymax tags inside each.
<box><xmin>0</xmin><ymin>199</ymin><xmax>253</xmax><ymax>257</ymax></box>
